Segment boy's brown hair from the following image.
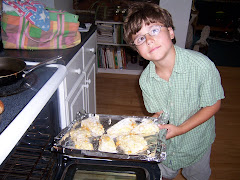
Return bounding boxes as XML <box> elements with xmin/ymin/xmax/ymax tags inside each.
<box><xmin>123</xmin><ymin>2</ymin><xmax>175</xmax><ymax>46</ymax></box>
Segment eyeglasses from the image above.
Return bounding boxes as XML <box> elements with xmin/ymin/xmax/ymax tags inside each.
<box><xmin>132</xmin><ymin>25</ymin><xmax>165</xmax><ymax>46</ymax></box>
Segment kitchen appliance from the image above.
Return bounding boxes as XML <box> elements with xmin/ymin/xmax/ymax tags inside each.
<box><xmin>0</xmin><ymin>62</ymin><xmax>163</xmax><ymax>180</ymax></box>
<box><xmin>0</xmin><ymin>61</ymin><xmax>67</xmax><ymax>165</ymax></box>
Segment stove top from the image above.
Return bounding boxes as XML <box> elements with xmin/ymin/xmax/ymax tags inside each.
<box><xmin>0</xmin><ymin>71</ymin><xmax>37</xmax><ymax>97</ymax></box>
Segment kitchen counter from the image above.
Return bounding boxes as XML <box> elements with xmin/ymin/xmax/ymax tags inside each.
<box><xmin>0</xmin><ymin>25</ymin><xmax>97</xmax><ymax>65</ymax></box>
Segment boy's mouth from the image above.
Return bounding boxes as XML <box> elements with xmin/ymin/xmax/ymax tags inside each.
<box><xmin>149</xmin><ymin>46</ymin><xmax>160</xmax><ymax>53</ymax></box>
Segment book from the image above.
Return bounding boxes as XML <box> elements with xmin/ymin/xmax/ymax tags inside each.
<box><xmin>97</xmin><ymin>24</ymin><xmax>114</xmax><ymax>43</ymax></box>
<box><xmin>106</xmin><ymin>47</ymin><xmax>114</xmax><ymax>69</ymax></box>
<box><xmin>116</xmin><ymin>48</ymin><xmax>123</xmax><ymax>69</ymax></box>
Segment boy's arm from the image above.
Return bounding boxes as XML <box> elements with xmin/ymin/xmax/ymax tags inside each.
<box><xmin>159</xmin><ymin>100</ymin><xmax>221</xmax><ymax>139</ymax></box>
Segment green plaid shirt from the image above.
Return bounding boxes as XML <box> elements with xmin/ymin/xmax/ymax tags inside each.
<box><xmin>139</xmin><ymin>45</ymin><xmax>225</xmax><ymax>170</ymax></box>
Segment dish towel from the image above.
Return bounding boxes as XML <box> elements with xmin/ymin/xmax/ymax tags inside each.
<box><xmin>2</xmin><ymin>0</ymin><xmax>50</xmax><ymax>31</ymax></box>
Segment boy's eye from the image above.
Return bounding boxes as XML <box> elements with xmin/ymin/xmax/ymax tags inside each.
<box><xmin>135</xmin><ymin>36</ymin><xmax>146</xmax><ymax>44</ymax></box>
<box><xmin>150</xmin><ymin>27</ymin><xmax>160</xmax><ymax>35</ymax></box>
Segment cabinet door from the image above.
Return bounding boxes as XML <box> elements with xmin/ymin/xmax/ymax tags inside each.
<box><xmin>84</xmin><ymin>56</ymin><xmax>96</xmax><ymax>113</ymax></box>
<box><xmin>65</xmin><ymin>74</ymin><xmax>86</xmax><ymax>124</ymax></box>
<box><xmin>83</xmin><ymin>32</ymin><xmax>96</xmax><ymax>68</ymax></box>
<box><xmin>65</xmin><ymin>48</ymin><xmax>84</xmax><ymax>95</ymax></box>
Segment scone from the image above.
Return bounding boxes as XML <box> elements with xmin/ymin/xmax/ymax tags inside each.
<box><xmin>107</xmin><ymin>118</ymin><xmax>137</xmax><ymax>138</ymax></box>
<box><xmin>67</xmin><ymin>127</ymin><xmax>93</xmax><ymax>150</ymax></box>
<box><xmin>131</xmin><ymin>119</ymin><xmax>159</xmax><ymax>137</ymax></box>
<box><xmin>116</xmin><ymin>134</ymin><xmax>148</xmax><ymax>155</ymax></box>
<box><xmin>81</xmin><ymin>117</ymin><xmax>105</xmax><ymax>137</ymax></box>
<box><xmin>74</xmin><ymin>137</ymin><xmax>94</xmax><ymax>150</ymax></box>
<box><xmin>70</xmin><ymin>127</ymin><xmax>91</xmax><ymax>142</ymax></box>
<box><xmin>98</xmin><ymin>134</ymin><xmax>117</xmax><ymax>153</ymax></box>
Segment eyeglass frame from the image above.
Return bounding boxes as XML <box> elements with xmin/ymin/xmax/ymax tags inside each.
<box><xmin>131</xmin><ymin>25</ymin><xmax>166</xmax><ymax>46</ymax></box>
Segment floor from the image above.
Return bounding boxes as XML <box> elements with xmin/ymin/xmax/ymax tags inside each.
<box><xmin>96</xmin><ymin>65</ymin><xmax>240</xmax><ymax>180</ymax></box>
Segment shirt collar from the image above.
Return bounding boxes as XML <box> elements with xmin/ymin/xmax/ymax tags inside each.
<box><xmin>173</xmin><ymin>45</ymin><xmax>188</xmax><ymax>74</ymax></box>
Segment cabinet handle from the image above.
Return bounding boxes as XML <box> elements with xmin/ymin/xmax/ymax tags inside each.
<box><xmin>89</xmin><ymin>48</ymin><xmax>95</xmax><ymax>54</ymax></box>
<box><xmin>83</xmin><ymin>84</ymin><xmax>89</xmax><ymax>88</ymax></box>
<box><xmin>74</xmin><ymin>68</ymin><xmax>81</xmax><ymax>74</ymax></box>
<box><xmin>86</xmin><ymin>79</ymin><xmax>91</xmax><ymax>84</ymax></box>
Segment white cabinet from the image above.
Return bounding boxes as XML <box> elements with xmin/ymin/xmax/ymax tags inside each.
<box><xmin>61</xmin><ymin>32</ymin><xmax>96</xmax><ymax>126</ymax></box>
<box><xmin>65</xmin><ymin>73</ymin><xmax>86</xmax><ymax>122</ymax></box>
<box><xmin>83</xmin><ymin>56</ymin><xmax>96</xmax><ymax>114</ymax></box>
<box><xmin>64</xmin><ymin>48</ymin><xmax>84</xmax><ymax>95</ymax></box>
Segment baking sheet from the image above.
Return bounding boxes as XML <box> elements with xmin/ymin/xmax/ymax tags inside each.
<box><xmin>52</xmin><ymin>112</ymin><xmax>169</xmax><ymax>162</ymax></box>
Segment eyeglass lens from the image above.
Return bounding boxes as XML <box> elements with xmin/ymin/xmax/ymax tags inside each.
<box><xmin>134</xmin><ymin>26</ymin><xmax>162</xmax><ymax>46</ymax></box>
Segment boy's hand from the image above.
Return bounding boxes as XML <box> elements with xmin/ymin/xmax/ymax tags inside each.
<box><xmin>158</xmin><ymin>124</ymin><xmax>183</xmax><ymax>139</ymax></box>
<box><xmin>152</xmin><ymin>111</ymin><xmax>163</xmax><ymax>118</ymax></box>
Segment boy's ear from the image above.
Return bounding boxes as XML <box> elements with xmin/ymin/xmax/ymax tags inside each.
<box><xmin>168</xmin><ymin>27</ymin><xmax>175</xmax><ymax>40</ymax></box>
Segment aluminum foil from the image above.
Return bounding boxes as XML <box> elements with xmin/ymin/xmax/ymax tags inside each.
<box><xmin>52</xmin><ymin>112</ymin><xmax>169</xmax><ymax>162</ymax></box>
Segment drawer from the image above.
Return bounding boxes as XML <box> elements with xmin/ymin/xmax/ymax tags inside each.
<box><xmin>65</xmin><ymin>48</ymin><xmax>84</xmax><ymax>95</ymax></box>
<box><xmin>83</xmin><ymin>32</ymin><xmax>96</xmax><ymax>68</ymax></box>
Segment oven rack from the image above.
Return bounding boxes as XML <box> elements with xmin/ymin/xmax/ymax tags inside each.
<box><xmin>0</xmin><ymin>117</ymin><xmax>59</xmax><ymax>179</ymax></box>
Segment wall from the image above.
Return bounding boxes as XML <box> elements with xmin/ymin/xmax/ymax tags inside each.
<box><xmin>54</xmin><ymin>0</ymin><xmax>74</xmax><ymax>12</ymax></box>
<box><xmin>37</xmin><ymin>0</ymin><xmax>74</xmax><ymax>13</ymax></box>
<box><xmin>159</xmin><ymin>0</ymin><xmax>192</xmax><ymax>48</ymax></box>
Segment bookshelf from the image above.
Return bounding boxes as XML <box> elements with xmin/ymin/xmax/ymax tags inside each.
<box><xmin>95</xmin><ymin>20</ymin><xmax>144</xmax><ymax>75</ymax></box>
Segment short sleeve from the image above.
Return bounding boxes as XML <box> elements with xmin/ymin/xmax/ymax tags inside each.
<box><xmin>199</xmin><ymin>63</ymin><xmax>225</xmax><ymax>107</ymax></box>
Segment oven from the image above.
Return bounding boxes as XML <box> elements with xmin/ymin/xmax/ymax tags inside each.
<box><xmin>0</xmin><ymin>61</ymin><xmax>67</xmax><ymax>179</ymax></box>
<box><xmin>0</xmin><ymin>62</ymin><xmax>163</xmax><ymax>180</ymax></box>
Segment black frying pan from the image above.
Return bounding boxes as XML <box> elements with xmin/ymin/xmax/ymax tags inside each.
<box><xmin>0</xmin><ymin>56</ymin><xmax>62</xmax><ymax>86</ymax></box>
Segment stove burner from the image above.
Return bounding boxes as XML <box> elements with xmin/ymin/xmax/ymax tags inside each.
<box><xmin>0</xmin><ymin>73</ymin><xmax>37</xmax><ymax>97</ymax></box>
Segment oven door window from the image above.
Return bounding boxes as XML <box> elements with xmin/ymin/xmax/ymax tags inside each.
<box><xmin>62</xmin><ymin>164</ymin><xmax>148</xmax><ymax>180</ymax></box>
<box><xmin>74</xmin><ymin>170</ymin><xmax>136</xmax><ymax>180</ymax></box>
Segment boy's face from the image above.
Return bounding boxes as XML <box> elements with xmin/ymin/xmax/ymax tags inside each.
<box><xmin>132</xmin><ymin>22</ymin><xmax>175</xmax><ymax>62</ymax></box>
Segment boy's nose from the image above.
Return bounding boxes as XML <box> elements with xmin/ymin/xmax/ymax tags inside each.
<box><xmin>145</xmin><ymin>34</ymin><xmax>154</xmax><ymax>45</ymax></box>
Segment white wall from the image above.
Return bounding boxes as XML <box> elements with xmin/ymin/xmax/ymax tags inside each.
<box><xmin>159</xmin><ymin>0</ymin><xmax>192</xmax><ymax>48</ymax></box>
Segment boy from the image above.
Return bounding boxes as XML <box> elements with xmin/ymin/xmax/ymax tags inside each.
<box><xmin>123</xmin><ymin>2</ymin><xmax>224</xmax><ymax>180</ymax></box>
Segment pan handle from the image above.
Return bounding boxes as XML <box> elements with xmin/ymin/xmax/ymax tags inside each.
<box><xmin>22</xmin><ymin>56</ymin><xmax>63</xmax><ymax>77</ymax></box>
